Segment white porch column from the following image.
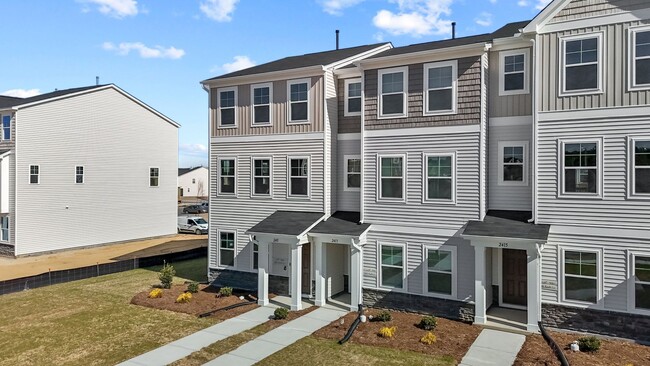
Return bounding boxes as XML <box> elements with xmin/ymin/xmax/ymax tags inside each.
<box><xmin>257</xmin><ymin>241</ymin><xmax>269</xmax><ymax>306</ymax></box>
<box><xmin>474</xmin><ymin>245</ymin><xmax>487</xmax><ymax>325</ymax></box>
<box><xmin>314</xmin><ymin>239</ymin><xmax>326</xmax><ymax>307</ymax></box>
<box><xmin>350</xmin><ymin>244</ymin><xmax>363</xmax><ymax>312</ymax></box>
<box><xmin>290</xmin><ymin>243</ymin><xmax>303</xmax><ymax>311</ymax></box>
<box><xmin>527</xmin><ymin>247</ymin><xmax>541</xmax><ymax>332</ymax></box>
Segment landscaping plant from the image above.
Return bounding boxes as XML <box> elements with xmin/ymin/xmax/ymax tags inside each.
<box><xmin>218</xmin><ymin>286</ymin><xmax>233</xmax><ymax>297</ymax></box>
<box><xmin>158</xmin><ymin>263</ymin><xmax>175</xmax><ymax>289</ymax></box>
<box><xmin>274</xmin><ymin>307</ymin><xmax>289</xmax><ymax>320</ymax></box>
<box><xmin>375</xmin><ymin>310</ymin><xmax>392</xmax><ymax>322</ymax></box>
<box><xmin>187</xmin><ymin>282</ymin><xmax>200</xmax><ymax>293</ymax></box>
<box><xmin>420</xmin><ymin>332</ymin><xmax>437</xmax><ymax>345</ymax></box>
<box><xmin>175</xmin><ymin>292</ymin><xmax>192</xmax><ymax>303</ymax></box>
<box><xmin>378</xmin><ymin>326</ymin><xmax>396</xmax><ymax>338</ymax></box>
<box><xmin>577</xmin><ymin>336</ymin><xmax>601</xmax><ymax>352</ymax></box>
<box><xmin>418</xmin><ymin>315</ymin><xmax>438</xmax><ymax>331</ymax></box>
<box><xmin>147</xmin><ymin>288</ymin><xmax>163</xmax><ymax>299</ymax></box>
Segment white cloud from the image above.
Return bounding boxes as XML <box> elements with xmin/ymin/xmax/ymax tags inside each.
<box><xmin>320</xmin><ymin>0</ymin><xmax>365</xmax><ymax>15</ymax></box>
<box><xmin>517</xmin><ymin>0</ymin><xmax>529</xmax><ymax>6</ymax></box>
<box><xmin>372</xmin><ymin>0</ymin><xmax>454</xmax><ymax>38</ymax></box>
<box><xmin>475</xmin><ymin>12</ymin><xmax>492</xmax><ymax>27</ymax></box>
<box><xmin>221</xmin><ymin>55</ymin><xmax>256</xmax><ymax>73</ymax></box>
<box><xmin>180</xmin><ymin>143</ymin><xmax>208</xmax><ymax>157</ymax></box>
<box><xmin>535</xmin><ymin>0</ymin><xmax>551</xmax><ymax>9</ymax></box>
<box><xmin>79</xmin><ymin>0</ymin><xmax>138</xmax><ymax>18</ymax></box>
<box><xmin>200</xmin><ymin>0</ymin><xmax>239</xmax><ymax>22</ymax></box>
<box><xmin>103</xmin><ymin>42</ymin><xmax>185</xmax><ymax>59</ymax></box>
<box><xmin>1</xmin><ymin>89</ymin><xmax>40</xmax><ymax>98</ymax></box>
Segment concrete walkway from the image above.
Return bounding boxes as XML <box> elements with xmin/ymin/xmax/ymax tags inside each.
<box><xmin>204</xmin><ymin>306</ymin><xmax>347</xmax><ymax>366</ymax></box>
<box><xmin>460</xmin><ymin>329</ymin><xmax>526</xmax><ymax>366</ymax></box>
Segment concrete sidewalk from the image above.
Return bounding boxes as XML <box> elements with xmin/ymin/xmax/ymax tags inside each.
<box><xmin>204</xmin><ymin>306</ymin><xmax>347</xmax><ymax>366</ymax></box>
<box><xmin>460</xmin><ymin>329</ymin><xmax>526</xmax><ymax>366</ymax></box>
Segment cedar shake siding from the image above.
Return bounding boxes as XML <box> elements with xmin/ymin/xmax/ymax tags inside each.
<box><xmin>549</xmin><ymin>0</ymin><xmax>648</xmax><ymax>23</ymax></box>
<box><xmin>364</xmin><ymin>56</ymin><xmax>482</xmax><ymax>130</ymax></box>
<box><xmin>337</xmin><ymin>78</ymin><xmax>361</xmax><ymax>134</ymax></box>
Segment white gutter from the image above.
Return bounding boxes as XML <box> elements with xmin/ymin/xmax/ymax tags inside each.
<box><xmin>357</xmin><ymin>42</ymin><xmax>488</xmax><ymax>68</ymax></box>
<box><xmin>359</xmin><ymin>65</ymin><xmax>366</xmax><ymax>224</ymax></box>
<box><xmin>529</xmin><ymin>36</ymin><xmax>539</xmax><ymax>224</ymax></box>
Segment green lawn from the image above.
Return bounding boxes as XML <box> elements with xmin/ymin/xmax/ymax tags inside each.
<box><xmin>0</xmin><ymin>258</ymin><xmax>217</xmax><ymax>366</ymax></box>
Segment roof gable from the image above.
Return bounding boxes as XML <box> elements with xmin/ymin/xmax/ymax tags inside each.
<box><xmin>522</xmin><ymin>0</ymin><xmax>573</xmax><ymax>33</ymax></box>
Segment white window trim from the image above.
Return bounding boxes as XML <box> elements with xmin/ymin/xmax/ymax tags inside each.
<box><xmin>75</xmin><ymin>165</ymin><xmax>84</xmax><ymax>184</ymax></box>
<box><xmin>423</xmin><ymin>60</ymin><xmax>457</xmax><ymax>116</ymax></box>
<box><xmin>29</xmin><ymin>164</ymin><xmax>39</xmax><ymax>185</ymax></box>
<box><xmin>0</xmin><ymin>216</ymin><xmax>9</xmax><ymax>243</ymax></box>
<box><xmin>250</xmin><ymin>82</ymin><xmax>273</xmax><ymax>127</ymax></box>
<box><xmin>559</xmin><ymin>32</ymin><xmax>604</xmax><ymax>97</ymax></box>
<box><xmin>629</xmin><ymin>136</ymin><xmax>650</xmax><ymax>199</ymax></box>
<box><xmin>252</xmin><ymin>240</ymin><xmax>259</xmax><ymax>271</ymax></box>
<box><xmin>559</xmin><ymin>246</ymin><xmax>603</xmax><ymax>308</ymax></box>
<box><xmin>287</xmin><ymin>78</ymin><xmax>310</xmax><ymax>124</ymax></box>
<box><xmin>149</xmin><ymin>167</ymin><xmax>160</xmax><ymax>188</ymax></box>
<box><xmin>499</xmin><ymin>49</ymin><xmax>530</xmax><ymax>96</ymax></box>
<box><xmin>378</xmin><ymin>66</ymin><xmax>408</xmax><ymax>119</ymax></box>
<box><xmin>628</xmin><ymin>26</ymin><xmax>650</xmax><ymax>91</ymax></box>
<box><xmin>344</xmin><ymin>78</ymin><xmax>362</xmax><ymax>117</ymax></box>
<box><xmin>250</xmin><ymin>157</ymin><xmax>273</xmax><ymax>198</ymax></box>
<box><xmin>377</xmin><ymin>242</ymin><xmax>407</xmax><ymax>291</ymax></box>
<box><xmin>627</xmin><ymin>251</ymin><xmax>650</xmax><ymax>315</ymax></box>
<box><xmin>1</xmin><ymin>114</ymin><xmax>10</xmax><ymax>141</ymax></box>
<box><xmin>422</xmin><ymin>245</ymin><xmax>457</xmax><ymax>299</ymax></box>
<box><xmin>557</xmin><ymin>138</ymin><xmax>603</xmax><ymax>199</ymax></box>
<box><xmin>377</xmin><ymin>153</ymin><xmax>406</xmax><ymax>202</ymax></box>
<box><xmin>217</xmin><ymin>86</ymin><xmax>237</xmax><ymax>128</ymax></box>
<box><xmin>286</xmin><ymin>155</ymin><xmax>311</xmax><ymax>199</ymax></box>
<box><xmin>217</xmin><ymin>157</ymin><xmax>237</xmax><ymax>197</ymax></box>
<box><xmin>217</xmin><ymin>229</ymin><xmax>237</xmax><ymax>269</ymax></box>
<box><xmin>344</xmin><ymin>154</ymin><xmax>361</xmax><ymax>192</ymax></box>
<box><xmin>422</xmin><ymin>152</ymin><xmax>456</xmax><ymax>204</ymax></box>
<box><xmin>498</xmin><ymin>141</ymin><xmax>529</xmax><ymax>187</ymax></box>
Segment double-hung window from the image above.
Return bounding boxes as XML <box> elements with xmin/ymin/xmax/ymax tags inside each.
<box><xmin>630</xmin><ymin>27</ymin><xmax>650</xmax><ymax>89</ymax></box>
<box><xmin>251</xmin><ymin>83</ymin><xmax>272</xmax><ymax>125</ymax></box>
<box><xmin>634</xmin><ymin>255</ymin><xmax>650</xmax><ymax>310</ymax></box>
<box><xmin>344</xmin><ymin>79</ymin><xmax>362</xmax><ymax>116</ymax></box>
<box><xmin>561</xmin><ymin>140</ymin><xmax>600</xmax><ymax>196</ymax></box>
<box><xmin>288</xmin><ymin>79</ymin><xmax>309</xmax><ymax>123</ymax></box>
<box><xmin>500</xmin><ymin>49</ymin><xmax>529</xmax><ymax>95</ymax></box>
<box><xmin>632</xmin><ymin>138</ymin><xmax>650</xmax><ymax>196</ymax></box>
<box><xmin>424</xmin><ymin>61</ymin><xmax>456</xmax><ymax>115</ymax></box>
<box><xmin>219</xmin><ymin>158</ymin><xmax>236</xmax><ymax>195</ymax></box>
<box><xmin>219</xmin><ymin>231</ymin><xmax>235</xmax><ymax>267</ymax></box>
<box><xmin>378</xmin><ymin>67</ymin><xmax>407</xmax><ymax>118</ymax></box>
<box><xmin>563</xmin><ymin>250</ymin><xmax>599</xmax><ymax>304</ymax></box>
<box><xmin>149</xmin><ymin>167</ymin><xmax>159</xmax><ymax>187</ymax></box>
<box><xmin>1</xmin><ymin>115</ymin><xmax>10</xmax><ymax>141</ymax></box>
<box><xmin>29</xmin><ymin>165</ymin><xmax>39</xmax><ymax>184</ymax></box>
<box><xmin>252</xmin><ymin>158</ymin><xmax>271</xmax><ymax>196</ymax></box>
<box><xmin>288</xmin><ymin>157</ymin><xmax>309</xmax><ymax>197</ymax></box>
<box><xmin>218</xmin><ymin>87</ymin><xmax>237</xmax><ymax>127</ymax></box>
<box><xmin>379</xmin><ymin>155</ymin><xmax>404</xmax><ymax>200</ymax></box>
<box><xmin>562</xmin><ymin>34</ymin><xmax>602</xmax><ymax>94</ymax></box>
<box><xmin>425</xmin><ymin>247</ymin><xmax>454</xmax><ymax>296</ymax></box>
<box><xmin>0</xmin><ymin>216</ymin><xmax>8</xmax><ymax>242</ymax></box>
<box><xmin>380</xmin><ymin>244</ymin><xmax>404</xmax><ymax>289</ymax></box>
<box><xmin>345</xmin><ymin>155</ymin><xmax>361</xmax><ymax>191</ymax></box>
<box><xmin>425</xmin><ymin>154</ymin><xmax>454</xmax><ymax>201</ymax></box>
<box><xmin>499</xmin><ymin>142</ymin><xmax>528</xmax><ymax>186</ymax></box>
<box><xmin>75</xmin><ymin>166</ymin><xmax>84</xmax><ymax>184</ymax></box>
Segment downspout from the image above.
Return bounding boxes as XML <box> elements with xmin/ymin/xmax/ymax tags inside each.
<box><xmin>206</xmin><ymin>85</ymin><xmax>212</xmax><ymax>279</ymax></box>
<box><xmin>528</xmin><ymin>36</ymin><xmax>539</xmax><ymax>224</ymax></box>
<box><xmin>359</xmin><ymin>64</ymin><xmax>366</xmax><ymax>224</ymax></box>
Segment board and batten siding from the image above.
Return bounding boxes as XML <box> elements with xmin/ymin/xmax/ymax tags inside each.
<box><xmin>488</xmin><ymin>118</ymin><xmax>533</xmax><ymax>211</ymax></box>
<box><xmin>209</xmin><ymin>138</ymin><xmax>324</xmax><ymax>272</ymax></box>
<box><xmin>550</xmin><ymin>0</ymin><xmax>648</xmax><ymax>24</ymax></box>
<box><xmin>364</xmin><ymin>132</ymin><xmax>481</xmax><ymax>230</ymax></box>
<box><xmin>210</xmin><ymin>76</ymin><xmax>324</xmax><ymax>136</ymax></box>
<box><xmin>488</xmin><ymin>48</ymin><xmax>533</xmax><ymax>118</ymax></box>
<box><xmin>15</xmin><ymin>88</ymin><xmax>178</xmax><ymax>255</ymax></box>
<box><xmin>364</xmin><ymin>56</ymin><xmax>482</xmax><ymax>130</ymax></box>
<box><xmin>337</xmin><ymin>78</ymin><xmax>361</xmax><ymax>134</ymax></box>
<box><xmin>337</xmin><ymin>138</ymin><xmax>360</xmax><ymax>212</ymax></box>
<box><xmin>538</xmin><ymin>20</ymin><xmax>650</xmax><ymax>112</ymax></box>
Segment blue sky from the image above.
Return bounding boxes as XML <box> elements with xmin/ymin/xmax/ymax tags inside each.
<box><xmin>1</xmin><ymin>0</ymin><xmax>550</xmax><ymax>167</ymax></box>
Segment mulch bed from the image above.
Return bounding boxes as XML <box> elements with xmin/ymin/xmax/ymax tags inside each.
<box><xmin>131</xmin><ymin>284</ymin><xmax>259</xmax><ymax>320</ymax></box>
<box><xmin>515</xmin><ymin>330</ymin><xmax>650</xmax><ymax>366</ymax></box>
<box><xmin>313</xmin><ymin>308</ymin><xmax>481</xmax><ymax>363</ymax></box>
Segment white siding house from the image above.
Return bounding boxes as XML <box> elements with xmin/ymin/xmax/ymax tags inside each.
<box><xmin>178</xmin><ymin>166</ymin><xmax>209</xmax><ymax>199</ymax></box>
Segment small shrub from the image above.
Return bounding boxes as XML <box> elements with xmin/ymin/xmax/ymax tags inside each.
<box><xmin>418</xmin><ymin>315</ymin><xmax>438</xmax><ymax>331</ymax></box>
<box><xmin>176</xmin><ymin>292</ymin><xmax>192</xmax><ymax>303</ymax></box>
<box><xmin>219</xmin><ymin>287</ymin><xmax>233</xmax><ymax>297</ymax></box>
<box><xmin>577</xmin><ymin>336</ymin><xmax>601</xmax><ymax>352</ymax></box>
<box><xmin>375</xmin><ymin>310</ymin><xmax>392</xmax><ymax>322</ymax></box>
<box><xmin>378</xmin><ymin>326</ymin><xmax>396</xmax><ymax>338</ymax></box>
<box><xmin>148</xmin><ymin>288</ymin><xmax>163</xmax><ymax>299</ymax></box>
<box><xmin>274</xmin><ymin>307</ymin><xmax>289</xmax><ymax>320</ymax></box>
<box><xmin>159</xmin><ymin>263</ymin><xmax>175</xmax><ymax>289</ymax></box>
<box><xmin>187</xmin><ymin>282</ymin><xmax>200</xmax><ymax>293</ymax></box>
<box><xmin>420</xmin><ymin>332</ymin><xmax>437</xmax><ymax>345</ymax></box>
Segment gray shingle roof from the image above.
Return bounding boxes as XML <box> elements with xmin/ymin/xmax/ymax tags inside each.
<box><xmin>248</xmin><ymin>211</ymin><xmax>324</xmax><ymax>236</ymax></box>
<box><xmin>310</xmin><ymin>211</ymin><xmax>371</xmax><ymax>237</ymax></box>
<box><xmin>463</xmin><ymin>210</ymin><xmax>550</xmax><ymax>241</ymax></box>
<box><xmin>0</xmin><ymin>85</ymin><xmax>107</xmax><ymax>109</ymax></box>
<box><xmin>178</xmin><ymin>166</ymin><xmax>205</xmax><ymax>176</ymax></box>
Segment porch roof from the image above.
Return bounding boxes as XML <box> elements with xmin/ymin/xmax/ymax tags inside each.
<box><xmin>310</xmin><ymin>211</ymin><xmax>371</xmax><ymax>237</ymax></box>
<box><xmin>248</xmin><ymin>210</ymin><xmax>324</xmax><ymax>236</ymax></box>
<box><xmin>463</xmin><ymin>210</ymin><xmax>550</xmax><ymax>241</ymax></box>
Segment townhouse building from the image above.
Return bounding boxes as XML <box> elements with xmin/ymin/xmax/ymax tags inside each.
<box><xmin>204</xmin><ymin>0</ymin><xmax>650</xmax><ymax>340</ymax></box>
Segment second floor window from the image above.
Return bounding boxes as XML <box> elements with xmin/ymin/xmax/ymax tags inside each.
<box><xmin>344</xmin><ymin>79</ymin><xmax>362</xmax><ymax>116</ymax></box>
<box><xmin>562</xmin><ymin>141</ymin><xmax>599</xmax><ymax>195</ymax></box>
<box><xmin>500</xmin><ymin>49</ymin><xmax>529</xmax><ymax>95</ymax></box>
<box><xmin>252</xmin><ymin>158</ymin><xmax>271</xmax><ymax>196</ymax></box>
<box><xmin>29</xmin><ymin>165</ymin><xmax>39</xmax><ymax>184</ymax></box>
<box><xmin>288</xmin><ymin>80</ymin><xmax>309</xmax><ymax>122</ymax></box>
<box><xmin>149</xmin><ymin>167</ymin><xmax>159</xmax><ymax>187</ymax></box>
<box><xmin>379</xmin><ymin>156</ymin><xmax>404</xmax><ymax>200</ymax></box>
<box><xmin>563</xmin><ymin>35</ymin><xmax>600</xmax><ymax>93</ymax></box>
<box><xmin>499</xmin><ymin>142</ymin><xmax>528</xmax><ymax>186</ymax></box>
<box><xmin>379</xmin><ymin>67</ymin><xmax>407</xmax><ymax>118</ymax></box>
<box><xmin>289</xmin><ymin>158</ymin><xmax>309</xmax><ymax>197</ymax></box>
<box><xmin>2</xmin><ymin>115</ymin><xmax>10</xmax><ymax>141</ymax></box>
<box><xmin>75</xmin><ymin>166</ymin><xmax>84</xmax><ymax>184</ymax></box>
<box><xmin>252</xmin><ymin>84</ymin><xmax>272</xmax><ymax>125</ymax></box>
<box><xmin>219</xmin><ymin>159</ymin><xmax>236</xmax><ymax>195</ymax></box>
<box><xmin>218</xmin><ymin>88</ymin><xmax>236</xmax><ymax>127</ymax></box>
<box><xmin>632</xmin><ymin>28</ymin><xmax>650</xmax><ymax>88</ymax></box>
<box><xmin>425</xmin><ymin>155</ymin><xmax>454</xmax><ymax>201</ymax></box>
<box><xmin>424</xmin><ymin>61</ymin><xmax>456</xmax><ymax>114</ymax></box>
<box><xmin>345</xmin><ymin>156</ymin><xmax>361</xmax><ymax>190</ymax></box>
<box><xmin>633</xmin><ymin>139</ymin><xmax>650</xmax><ymax>195</ymax></box>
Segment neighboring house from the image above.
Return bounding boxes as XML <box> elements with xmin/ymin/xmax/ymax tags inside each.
<box><xmin>0</xmin><ymin>84</ymin><xmax>179</xmax><ymax>257</ymax></box>
<box><xmin>178</xmin><ymin>166</ymin><xmax>209</xmax><ymax>199</ymax></box>
<box><xmin>204</xmin><ymin>0</ymin><xmax>650</xmax><ymax>341</ymax></box>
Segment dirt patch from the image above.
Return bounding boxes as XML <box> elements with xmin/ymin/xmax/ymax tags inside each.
<box><xmin>131</xmin><ymin>284</ymin><xmax>258</xmax><ymax>319</ymax></box>
<box><xmin>515</xmin><ymin>330</ymin><xmax>650</xmax><ymax>366</ymax></box>
<box><xmin>314</xmin><ymin>308</ymin><xmax>480</xmax><ymax>363</ymax></box>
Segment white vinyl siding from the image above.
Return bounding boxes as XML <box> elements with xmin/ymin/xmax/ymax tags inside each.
<box><xmin>629</xmin><ymin>26</ymin><xmax>650</xmax><ymax>90</ymax></box>
<box><xmin>423</xmin><ymin>153</ymin><xmax>455</xmax><ymax>203</ymax></box>
<box><xmin>378</xmin><ymin>67</ymin><xmax>408</xmax><ymax>119</ymax></box>
<box><xmin>344</xmin><ymin>79</ymin><xmax>362</xmax><ymax>117</ymax></box>
<box><xmin>378</xmin><ymin>155</ymin><xmax>405</xmax><ymax>201</ymax></box>
<box><xmin>217</xmin><ymin>87</ymin><xmax>237</xmax><ymax>128</ymax></box>
<box><xmin>218</xmin><ymin>158</ymin><xmax>236</xmax><ymax>196</ymax></box>
<box><xmin>423</xmin><ymin>61</ymin><xmax>457</xmax><ymax>115</ymax></box>
<box><xmin>379</xmin><ymin>243</ymin><xmax>405</xmax><ymax>290</ymax></box>
<box><xmin>560</xmin><ymin>33</ymin><xmax>603</xmax><ymax>96</ymax></box>
<box><xmin>287</xmin><ymin>79</ymin><xmax>310</xmax><ymax>123</ymax></box>
<box><xmin>499</xmin><ymin>49</ymin><xmax>529</xmax><ymax>96</ymax></box>
<box><xmin>251</xmin><ymin>83</ymin><xmax>272</xmax><ymax>126</ymax></box>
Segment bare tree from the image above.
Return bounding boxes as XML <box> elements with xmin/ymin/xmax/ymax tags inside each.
<box><xmin>197</xmin><ymin>179</ymin><xmax>205</xmax><ymax>200</ymax></box>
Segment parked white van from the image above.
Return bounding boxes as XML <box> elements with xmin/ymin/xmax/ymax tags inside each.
<box><xmin>178</xmin><ymin>216</ymin><xmax>208</xmax><ymax>235</ymax></box>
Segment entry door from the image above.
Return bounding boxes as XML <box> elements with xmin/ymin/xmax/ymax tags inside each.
<box><xmin>302</xmin><ymin>243</ymin><xmax>311</xmax><ymax>295</ymax></box>
<box><xmin>502</xmin><ymin>249</ymin><xmax>527</xmax><ymax>306</ymax></box>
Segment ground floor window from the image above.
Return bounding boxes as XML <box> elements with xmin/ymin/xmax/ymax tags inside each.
<box><xmin>380</xmin><ymin>244</ymin><xmax>404</xmax><ymax>289</ymax></box>
<box><xmin>563</xmin><ymin>250</ymin><xmax>598</xmax><ymax>303</ymax></box>
<box><xmin>219</xmin><ymin>231</ymin><xmax>235</xmax><ymax>267</ymax></box>
<box><xmin>634</xmin><ymin>255</ymin><xmax>650</xmax><ymax>310</ymax></box>
<box><xmin>253</xmin><ymin>242</ymin><xmax>259</xmax><ymax>270</ymax></box>
<box><xmin>0</xmin><ymin>216</ymin><xmax>8</xmax><ymax>241</ymax></box>
<box><xmin>425</xmin><ymin>248</ymin><xmax>453</xmax><ymax>295</ymax></box>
